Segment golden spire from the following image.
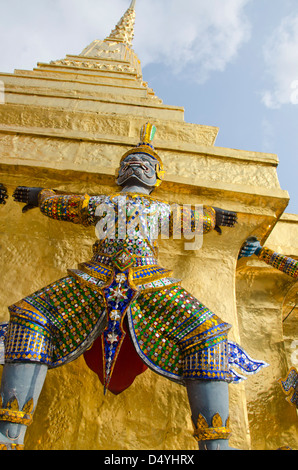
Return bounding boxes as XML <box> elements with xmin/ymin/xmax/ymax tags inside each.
<box><xmin>78</xmin><ymin>0</ymin><xmax>141</xmax><ymax>78</ymax></box>
<box><xmin>105</xmin><ymin>0</ymin><xmax>136</xmax><ymax>48</ymax></box>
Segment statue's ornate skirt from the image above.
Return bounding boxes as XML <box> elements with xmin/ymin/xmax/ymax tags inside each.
<box><xmin>1</xmin><ymin>269</ymin><xmax>267</xmax><ymax>390</ymax></box>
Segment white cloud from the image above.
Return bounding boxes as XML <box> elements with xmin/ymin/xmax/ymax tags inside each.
<box><xmin>262</xmin><ymin>15</ymin><xmax>298</xmax><ymax>109</ymax></box>
<box><xmin>0</xmin><ymin>0</ymin><xmax>251</xmax><ymax>84</ymax></box>
<box><xmin>135</xmin><ymin>0</ymin><xmax>251</xmax><ymax>83</ymax></box>
<box><xmin>0</xmin><ymin>0</ymin><xmax>127</xmax><ymax>72</ymax></box>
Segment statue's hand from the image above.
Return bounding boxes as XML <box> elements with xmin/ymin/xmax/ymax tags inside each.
<box><xmin>0</xmin><ymin>184</ymin><xmax>8</xmax><ymax>205</ymax></box>
<box><xmin>214</xmin><ymin>208</ymin><xmax>237</xmax><ymax>234</ymax></box>
<box><xmin>238</xmin><ymin>237</ymin><xmax>262</xmax><ymax>259</ymax></box>
<box><xmin>12</xmin><ymin>186</ymin><xmax>44</xmax><ymax>213</ymax></box>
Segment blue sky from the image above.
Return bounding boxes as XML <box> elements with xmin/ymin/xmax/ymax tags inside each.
<box><xmin>0</xmin><ymin>0</ymin><xmax>297</xmax><ymax>214</ymax></box>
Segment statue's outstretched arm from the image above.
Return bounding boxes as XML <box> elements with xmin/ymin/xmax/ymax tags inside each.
<box><xmin>191</xmin><ymin>206</ymin><xmax>237</xmax><ymax>235</ymax></box>
<box><xmin>174</xmin><ymin>205</ymin><xmax>237</xmax><ymax>238</ymax></box>
<box><xmin>239</xmin><ymin>237</ymin><xmax>298</xmax><ymax>279</ymax></box>
<box><xmin>13</xmin><ymin>186</ymin><xmax>92</xmax><ymax>226</ymax></box>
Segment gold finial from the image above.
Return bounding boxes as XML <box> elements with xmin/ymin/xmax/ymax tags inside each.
<box><xmin>105</xmin><ymin>0</ymin><xmax>137</xmax><ymax>48</ymax></box>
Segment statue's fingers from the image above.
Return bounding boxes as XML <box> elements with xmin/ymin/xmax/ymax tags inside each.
<box><xmin>13</xmin><ymin>186</ymin><xmax>27</xmax><ymax>193</ymax></box>
<box><xmin>221</xmin><ymin>219</ymin><xmax>237</xmax><ymax>227</ymax></box>
<box><xmin>229</xmin><ymin>212</ymin><xmax>237</xmax><ymax>221</ymax></box>
<box><xmin>13</xmin><ymin>194</ymin><xmax>24</xmax><ymax>202</ymax></box>
<box><xmin>13</xmin><ymin>187</ymin><xmax>27</xmax><ymax>202</ymax></box>
<box><xmin>241</xmin><ymin>249</ymin><xmax>254</xmax><ymax>256</ymax></box>
<box><xmin>12</xmin><ymin>187</ymin><xmax>22</xmax><ymax>196</ymax></box>
<box><xmin>221</xmin><ymin>213</ymin><xmax>237</xmax><ymax>226</ymax></box>
<box><xmin>226</xmin><ymin>220</ymin><xmax>237</xmax><ymax>227</ymax></box>
<box><xmin>240</xmin><ymin>247</ymin><xmax>255</xmax><ymax>257</ymax></box>
<box><xmin>240</xmin><ymin>242</ymin><xmax>253</xmax><ymax>250</ymax></box>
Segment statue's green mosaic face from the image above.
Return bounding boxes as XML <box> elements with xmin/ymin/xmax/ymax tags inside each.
<box><xmin>117</xmin><ymin>153</ymin><xmax>158</xmax><ymax>188</ymax></box>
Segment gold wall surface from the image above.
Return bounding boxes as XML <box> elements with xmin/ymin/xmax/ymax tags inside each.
<box><xmin>0</xmin><ymin>4</ymin><xmax>296</xmax><ymax>451</ymax></box>
<box><xmin>237</xmin><ymin>214</ymin><xmax>298</xmax><ymax>450</ymax></box>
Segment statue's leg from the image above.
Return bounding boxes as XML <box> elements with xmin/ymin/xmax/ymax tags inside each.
<box><xmin>0</xmin><ymin>363</ymin><xmax>47</xmax><ymax>450</ymax></box>
<box><xmin>186</xmin><ymin>379</ymin><xmax>232</xmax><ymax>450</ymax></box>
<box><xmin>0</xmin><ymin>274</ymin><xmax>107</xmax><ymax>450</ymax></box>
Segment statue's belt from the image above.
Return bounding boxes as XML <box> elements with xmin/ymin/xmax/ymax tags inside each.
<box><xmin>67</xmin><ymin>249</ymin><xmax>178</xmax><ymax>293</ymax></box>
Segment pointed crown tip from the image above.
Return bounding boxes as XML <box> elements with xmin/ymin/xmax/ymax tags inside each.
<box><xmin>140</xmin><ymin>122</ymin><xmax>156</xmax><ymax>145</ymax></box>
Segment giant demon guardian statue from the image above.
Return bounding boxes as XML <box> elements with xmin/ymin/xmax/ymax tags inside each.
<box><xmin>0</xmin><ymin>123</ymin><xmax>273</xmax><ymax>450</ymax></box>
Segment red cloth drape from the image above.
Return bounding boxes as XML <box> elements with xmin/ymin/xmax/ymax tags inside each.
<box><xmin>83</xmin><ymin>321</ymin><xmax>147</xmax><ymax>395</ymax></box>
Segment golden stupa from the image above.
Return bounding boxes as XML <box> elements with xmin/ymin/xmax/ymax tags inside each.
<box><xmin>0</xmin><ymin>0</ymin><xmax>297</xmax><ymax>450</ymax></box>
